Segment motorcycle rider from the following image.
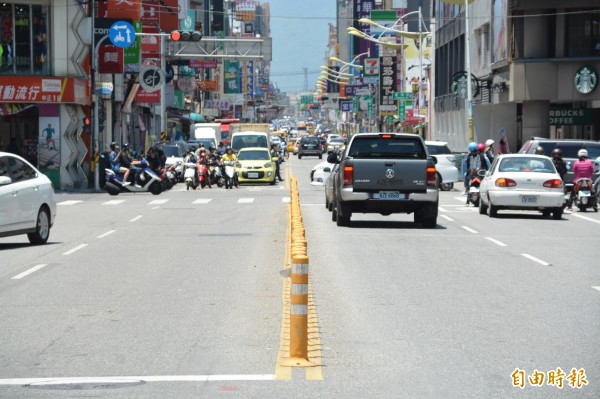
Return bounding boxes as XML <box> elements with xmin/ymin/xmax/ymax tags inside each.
<box><xmin>197</xmin><ymin>150</ymin><xmax>211</xmax><ymax>188</ymax></box>
<box><xmin>109</xmin><ymin>142</ymin><xmax>132</xmax><ymax>186</ymax></box>
<box><xmin>568</xmin><ymin>149</ymin><xmax>595</xmax><ymax>210</ymax></box>
<box><xmin>221</xmin><ymin>146</ymin><xmax>239</xmax><ymax>187</ymax></box>
<box><xmin>551</xmin><ymin>148</ymin><xmax>567</xmax><ymax>181</ymax></box>
<box><xmin>463</xmin><ymin>142</ymin><xmax>489</xmax><ymax>194</ymax></box>
<box><xmin>216</xmin><ymin>141</ymin><xmax>227</xmax><ymax>156</ymax></box>
<box><xmin>533</xmin><ymin>145</ymin><xmax>545</xmax><ymax>155</ymax></box>
<box><xmin>270</xmin><ymin>143</ymin><xmax>283</xmax><ymax>182</ymax></box>
<box><xmin>118</xmin><ymin>143</ymin><xmax>142</xmax><ymax>187</ymax></box>
<box><xmin>146</xmin><ymin>147</ymin><xmax>162</xmax><ymax>175</ymax></box>
<box><xmin>485</xmin><ymin>139</ymin><xmax>496</xmax><ymax>164</ymax></box>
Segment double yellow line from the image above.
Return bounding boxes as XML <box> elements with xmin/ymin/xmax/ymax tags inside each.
<box><xmin>275</xmin><ymin>174</ymin><xmax>324</xmax><ymax>380</ymax></box>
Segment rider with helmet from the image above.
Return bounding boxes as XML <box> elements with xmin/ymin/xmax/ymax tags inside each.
<box><xmin>221</xmin><ymin>146</ymin><xmax>239</xmax><ymax>187</ymax></box>
<box><xmin>550</xmin><ymin>148</ymin><xmax>567</xmax><ymax>180</ymax></box>
<box><xmin>567</xmin><ymin>149</ymin><xmax>595</xmax><ymax>210</ymax></box>
<box><xmin>533</xmin><ymin>146</ymin><xmax>545</xmax><ymax>155</ymax></box>
<box><xmin>485</xmin><ymin>139</ymin><xmax>496</xmax><ymax>164</ymax></box>
<box><xmin>463</xmin><ymin>142</ymin><xmax>490</xmax><ymax>194</ymax></box>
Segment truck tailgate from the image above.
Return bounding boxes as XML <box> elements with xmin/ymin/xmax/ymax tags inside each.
<box><xmin>352</xmin><ymin>159</ymin><xmax>428</xmax><ymax>191</ymax></box>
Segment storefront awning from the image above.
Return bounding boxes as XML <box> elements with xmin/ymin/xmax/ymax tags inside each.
<box><xmin>0</xmin><ymin>76</ymin><xmax>90</xmax><ymax>106</ymax></box>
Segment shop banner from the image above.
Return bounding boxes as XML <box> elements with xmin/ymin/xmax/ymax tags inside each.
<box><xmin>135</xmin><ymin>88</ymin><xmax>160</xmax><ymax>103</ymax></box>
<box><xmin>224</xmin><ymin>60</ymin><xmax>241</xmax><ymax>94</ymax></box>
<box><xmin>0</xmin><ymin>77</ymin><xmax>90</xmax><ymax>105</ymax></box>
<box><xmin>204</xmin><ymin>99</ymin><xmax>230</xmax><ymax>110</ymax></box>
<box><xmin>107</xmin><ymin>0</ymin><xmax>141</xmax><ymax>20</ymax></box>
<box><xmin>160</xmin><ymin>0</ymin><xmax>179</xmax><ymax>31</ymax></box>
<box><xmin>379</xmin><ymin>55</ymin><xmax>397</xmax><ymax>116</ymax></box>
<box><xmin>141</xmin><ymin>25</ymin><xmax>161</xmax><ymax>58</ymax></box>
<box><xmin>190</xmin><ymin>60</ymin><xmax>217</xmax><ymax>69</ymax></box>
<box><xmin>353</xmin><ymin>0</ymin><xmax>376</xmax><ymax>58</ymax></box>
<box><xmin>141</xmin><ymin>0</ymin><xmax>160</xmax><ymax>26</ymax></box>
<box><xmin>199</xmin><ymin>80</ymin><xmax>218</xmax><ymax>92</ymax></box>
<box><xmin>244</xmin><ymin>60</ymin><xmax>254</xmax><ymax>97</ymax></box>
<box><xmin>124</xmin><ymin>20</ymin><xmax>142</xmax><ymax>65</ymax></box>
<box><xmin>98</xmin><ymin>44</ymin><xmax>124</xmax><ymax>74</ymax></box>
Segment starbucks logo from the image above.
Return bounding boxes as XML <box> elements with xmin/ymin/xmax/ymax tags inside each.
<box><xmin>451</xmin><ymin>72</ymin><xmax>479</xmax><ymax>99</ymax></box>
<box><xmin>574</xmin><ymin>65</ymin><xmax>598</xmax><ymax>94</ymax></box>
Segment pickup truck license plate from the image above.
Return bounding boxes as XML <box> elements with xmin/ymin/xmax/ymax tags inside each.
<box><xmin>521</xmin><ymin>195</ymin><xmax>538</xmax><ymax>204</ymax></box>
<box><xmin>374</xmin><ymin>191</ymin><xmax>405</xmax><ymax>200</ymax></box>
<box><xmin>248</xmin><ymin>172</ymin><xmax>259</xmax><ymax>178</ymax></box>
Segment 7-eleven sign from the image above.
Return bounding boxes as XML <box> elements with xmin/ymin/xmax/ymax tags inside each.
<box><xmin>364</xmin><ymin>58</ymin><xmax>379</xmax><ymax>76</ymax></box>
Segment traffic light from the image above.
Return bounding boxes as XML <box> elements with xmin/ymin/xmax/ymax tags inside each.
<box><xmin>170</xmin><ymin>30</ymin><xmax>202</xmax><ymax>42</ymax></box>
<box><xmin>84</xmin><ymin>117</ymin><xmax>91</xmax><ymax>126</ymax></box>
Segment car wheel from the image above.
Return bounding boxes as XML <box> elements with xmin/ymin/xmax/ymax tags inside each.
<box><xmin>325</xmin><ymin>196</ymin><xmax>329</xmax><ymax>209</ymax></box>
<box><xmin>298</xmin><ymin>155</ymin><xmax>302</xmax><ymax>159</ymax></box>
<box><xmin>421</xmin><ymin>203</ymin><xmax>438</xmax><ymax>228</ymax></box>
<box><xmin>542</xmin><ymin>210</ymin><xmax>551</xmax><ymax>218</ymax></box>
<box><xmin>336</xmin><ymin>199</ymin><xmax>351</xmax><ymax>226</ymax></box>
<box><xmin>319</xmin><ymin>154</ymin><xmax>323</xmax><ymax>159</ymax></box>
<box><xmin>27</xmin><ymin>207</ymin><xmax>50</xmax><ymax>245</ymax></box>
<box><xmin>552</xmin><ymin>208</ymin><xmax>563</xmax><ymax>220</ymax></box>
<box><xmin>331</xmin><ymin>203</ymin><xmax>338</xmax><ymax>221</ymax></box>
<box><xmin>479</xmin><ymin>197</ymin><xmax>488</xmax><ymax>214</ymax></box>
<box><xmin>488</xmin><ymin>199</ymin><xmax>498</xmax><ymax>217</ymax></box>
<box><xmin>328</xmin><ymin>201</ymin><xmax>333</xmax><ymax>212</ymax></box>
<box><xmin>270</xmin><ymin>177</ymin><xmax>276</xmax><ymax>185</ymax></box>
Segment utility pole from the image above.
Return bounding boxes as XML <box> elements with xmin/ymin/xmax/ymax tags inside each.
<box><xmin>303</xmin><ymin>67</ymin><xmax>308</xmax><ymax>92</ymax></box>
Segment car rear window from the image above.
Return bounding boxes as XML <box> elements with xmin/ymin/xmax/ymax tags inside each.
<box><xmin>426</xmin><ymin>144</ymin><xmax>452</xmax><ymax>155</ymax></box>
<box><xmin>162</xmin><ymin>146</ymin><xmax>181</xmax><ymax>157</ymax></box>
<box><xmin>238</xmin><ymin>150</ymin><xmax>270</xmax><ymax>161</ymax></box>
<box><xmin>349</xmin><ymin>136</ymin><xmax>426</xmax><ymax>159</ymax></box>
<box><xmin>499</xmin><ymin>157</ymin><xmax>555</xmax><ymax>173</ymax></box>
<box><xmin>539</xmin><ymin>142</ymin><xmax>600</xmax><ymax>159</ymax></box>
<box><xmin>302</xmin><ymin>137</ymin><xmax>320</xmax><ymax>144</ymax></box>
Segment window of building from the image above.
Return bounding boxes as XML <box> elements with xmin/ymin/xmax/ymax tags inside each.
<box><xmin>476</xmin><ymin>24</ymin><xmax>490</xmax><ymax>69</ymax></box>
<box><xmin>566</xmin><ymin>12</ymin><xmax>600</xmax><ymax>57</ymax></box>
<box><xmin>0</xmin><ymin>3</ymin><xmax>49</xmax><ymax>75</ymax></box>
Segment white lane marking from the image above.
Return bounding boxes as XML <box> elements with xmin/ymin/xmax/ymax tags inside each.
<box><xmin>0</xmin><ymin>375</ymin><xmax>276</xmax><ymax>386</ymax></box>
<box><xmin>62</xmin><ymin>244</ymin><xmax>88</xmax><ymax>256</ymax></box>
<box><xmin>129</xmin><ymin>215</ymin><xmax>143</xmax><ymax>223</ymax></box>
<box><xmin>441</xmin><ymin>215</ymin><xmax>454</xmax><ymax>222</ymax></box>
<box><xmin>97</xmin><ymin>230</ymin><xmax>116</xmax><ymax>239</ymax></box>
<box><xmin>249</xmin><ymin>187</ymin><xmax>263</xmax><ymax>192</ymax></box>
<box><xmin>238</xmin><ymin>198</ymin><xmax>254</xmax><ymax>204</ymax></box>
<box><xmin>57</xmin><ymin>200</ymin><xmax>83</xmax><ymax>206</ymax></box>
<box><xmin>571</xmin><ymin>213</ymin><xmax>600</xmax><ymax>224</ymax></box>
<box><xmin>454</xmin><ymin>196</ymin><xmax>467</xmax><ymax>202</ymax></box>
<box><xmin>592</xmin><ymin>286</ymin><xmax>600</xmax><ymax>292</ymax></box>
<box><xmin>461</xmin><ymin>226</ymin><xmax>479</xmax><ymax>234</ymax></box>
<box><xmin>438</xmin><ymin>206</ymin><xmax>448</xmax><ymax>212</ymax></box>
<box><xmin>282</xmin><ymin>197</ymin><xmax>290</xmax><ymax>203</ymax></box>
<box><xmin>103</xmin><ymin>200</ymin><xmax>125</xmax><ymax>205</ymax></box>
<box><xmin>193</xmin><ymin>199</ymin><xmax>212</xmax><ymax>204</ymax></box>
<box><xmin>485</xmin><ymin>237</ymin><xmax>508</xmax><ymax>247</ymax></box>
<box><xmin>152</xmin><ymin>206</ymin><xmax>160</xmax><ymax>210</ymax></box>
<box><xmin>149</xmin><ymin>199</ymin><xmax>169</xmax><ymax>205</ymax></box>
<box><xmin>521</xmin><ymin>254</ymin><xmax>551</xmax><ymax>266</ymax></box>
<box><xmin>279</xmin><ymin>185</ymin><xmax>285</xmax><ymax>190</ymax></box>
<box><xmin>11</xmin><ymin>264</ymin><xmax>48</xmax><ymax>280</ymax></box>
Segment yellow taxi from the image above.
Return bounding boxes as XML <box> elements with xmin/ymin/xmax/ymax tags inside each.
<box><xmin>287</xmin><ymin>138</ymin><xmax>296</xmax><ymax>153</ymax></box>
<box><xmin>236</xmin><ymin>147</ymin><xmax>277</xmax><ymax>185</ymax></box>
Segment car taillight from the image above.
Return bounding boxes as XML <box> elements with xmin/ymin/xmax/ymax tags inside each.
<box><xmin>380</xmin><ymin>134</ymin><xmax>393</xmax><ymax>139</ymax></box>
<box><xmin>427</xmin><ymin>167</ymin><xmax>437</xmax><ymax>187</ymax></box>
<box><xmin>543</xmin><ymin>179</ymin><xmax>563</xmax><ymax>188</ymax></box>
<box><xmin>343</xmin><ymin>165</ymin><xmax>353</xmax><ymax>186</ymax></box>
<box><xmin>495</xmin><ymin>178</ymin><xmax>517</xmax><ymax>187</ymax></box>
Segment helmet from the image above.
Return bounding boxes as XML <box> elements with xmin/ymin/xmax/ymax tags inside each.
<box><xmin>578</xmin><ymin>149</ymin><xmax>588</xmax><ymax>158</ymax></box>
<box><xmin>468</xmin><ymin>142</ymin><xmax>477</xmax><ymax>151</ymax></box>
<box><xmin>123</xmin><ymin>143</ymin><xmax>130</xmax><ymax>149</ymax></box>
<box><xmin>209</xmin><ymin>144</ymin><xmax>216</xmax><ymax>150</ymax></box>
<box><xmin>110</xmin><ymin>142</ymin><xmax>118</xmax><ymax>150</ymax></box>
<box><xmin>226</xmin><ymin>146</ymin><xmax>232</xmax><ymax>152</ymax></box>
<box><xmin>477</xmin><ymin>143</ymin><xmax>485</xmax><ymax>152</ymax></box>
<box><xmin>551</xmin><ymin>148</ymin><xmax>562</xmax><ymax>157</ymax></box>
<box><xmin>534</xmin><ymin>146</ymin><xmax>545</xmax><ymax>155</ymax></box>
<box><xmin>485</xmin><ymin>139</ymin><xmax>495</xmax><ymax>147</ymax></box>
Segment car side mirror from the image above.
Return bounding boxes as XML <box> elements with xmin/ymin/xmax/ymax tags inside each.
<box><xmin>431</xmin><ymin>155</ymin><xmax>438</xmax><ymax>165</ymax></box>
<box><xmin>0</xmin><ymin>176</ymin><xmax>12</xmax><ymax>185</ymax></box>
<box><xmin>323</xmin><ymin>167</ymin><xmax>331</xmax><ymax>173</ymax></box>
<box><xmin>327</xmin><ymin>153</ymin><xmax>339</xmax><ymax>164</ymax></box>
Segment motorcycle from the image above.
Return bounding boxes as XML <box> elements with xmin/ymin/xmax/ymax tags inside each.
<box><xmin>197</xmin><ymin>161</ymin><xmax>210</xmax><ymax>189</ymax></box>
<box><xmin>208</xmin><ymin>160</ymin><xmax>225</xmax><ymax>188</ymax></box>
<box><xmin>159</xmin><ymin>162</ymin><xmax>178</xmax><ymax>191</ymax></box>
<box><xmin>184</xmin><ymin>162</ymin><xmax>199</xmax><ymax>190</ymax></box>
<box><xmin>104</xmin><ymin>159</ymin><xmax>163</xmax><ymax>195</ymax></box>
<box><xmin>223</xmin><ymin>160</ymin><xmax>239</xmax><ymax>189</ymax></box>
<box><xmin>466</xmin><ymin>169</ymin><xmax>485</xmax><ymax>207</ymax></box>
<box><xmin>573</xmin><ymin>178</ymin><xmax>598</xmax><ymax>212</ymax></box>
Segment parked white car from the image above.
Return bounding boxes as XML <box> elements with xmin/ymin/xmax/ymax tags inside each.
<box><xmin>0</xmin><ymin>152</ymin><xmax>57</xmax><ymax>244</ymax></box>
<box><xmin>310</xmin><ymin>161</ymin><xmax>335</xmax><ymax>185</ymax></box>
<box><xmin>479</xmin><ymin>154</ymin><xmax>564</xmax><ymax>219</ymax></box>
<box><xmin>425</xmin><ymin>141</ymin><xmax>459</xmax><ymax>191</ymax></box>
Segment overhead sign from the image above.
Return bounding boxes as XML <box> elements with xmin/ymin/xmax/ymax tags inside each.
<box><xmin>109</xmin><ymin>20</ymin><xmax>136</xmax><ymax>48</ymax></box>
<box><xmin>368</xmin><ymin>10</ymin><xmax>399</xmax><ymax>36</ymax></box>
<box><xmin>189</xmin><ymin>60</ymin><xmax>218</xmax><ymax>69</ymax></box>
<box><xmin>392</xmin><ymin>91</ymin><xmax>412</xmax><ymax>100</ymax></box>
<box><xmin>139</xmin><ymin>65</ymin><xmax>165</xmax><ymax>92</ymax></box>
<box><xmin>340</xmin><ymin>101</ymin><xmax>353</xmax><ymax>112</ymax></box>
<box><xmin>0</xmin><ymin>76</ymin><xmax>90</xmax><ymax>105</ymax></box>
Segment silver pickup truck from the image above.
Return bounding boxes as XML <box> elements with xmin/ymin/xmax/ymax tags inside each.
<box><xmin>327</xmin><ymin>133</ymin><xmax>439</xmax><ymax>227</ymax></box>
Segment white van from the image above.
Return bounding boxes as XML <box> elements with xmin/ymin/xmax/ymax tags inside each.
<box><xmin>231</xmin><ymin>131</ymin><xmax>270</xmax><ymax>153</ymax></box>
<box><xmin>192</xmin><ymin>123</ymin><xmax>220</xmax><ymax>149</ymax></box>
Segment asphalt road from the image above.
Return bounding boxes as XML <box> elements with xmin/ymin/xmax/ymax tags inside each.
<box><xmin>0</xmin><ymin>156</ymin><xmax>598</xmax><ymax>398</ymax></box>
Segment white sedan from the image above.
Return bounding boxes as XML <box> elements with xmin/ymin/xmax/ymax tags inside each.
<box><xmin>479</xmin><ymin>154</ymin><xmax>564</xmax><ymax>219</ymax></box>
<box><xmin>310</xmin><ymin>161</ymin><xmax>335</xmax><ymax>185</ymax></box>
<box><xmin>0</xmin><ymin>152</ymin><xmax>57</xmax><ymax>244</ymax></box>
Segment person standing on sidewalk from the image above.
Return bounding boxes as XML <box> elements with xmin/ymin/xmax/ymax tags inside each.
<box><xmin>270</xmin><ymin>143</ymin><xmax>283</xmax><ymax>182</ymax></box>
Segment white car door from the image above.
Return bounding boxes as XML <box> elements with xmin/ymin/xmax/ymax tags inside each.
<box><xmin>6</xmin><ymin>156</ymin><xmax>39</xmax><ymax>230</ymax></box>
<box><xmin>0</xmin><ymin>156</ymin><xmax>15</xmax><ymax>233</ymax></box>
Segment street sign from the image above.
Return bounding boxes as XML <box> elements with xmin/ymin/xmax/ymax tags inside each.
<box><xmin>362</xmin><ymin>95</ymin><xmax>374</xmax><ymax>101</ymax></box>
<box><xmin>109</xmin><ymin>21</ymin><xmax>136</xmax><ymax>48</ymax></box>
<box><xmin>340</xmin><ymin>101</ymin><xmax>352</xmax><ymax>112</ymax></box>
<box><xmin>139</xmin><ymin>65</ymin><xmax>166</xmax><ymax>92</ymax></box>
<box><xmin>392</xmin><ymin>91</ymin><xmax>412</xmax><ymax>101</ymax></box>
<box><xmin>367</xmin><ymin>101</ymin><xmax>373</xmax><ymax>117</ymax></box>
<box><xmin>398</xmin><ymin>102</ymin><xmax>406</xmax><ymax>122</ymax></box>
<box><xmin>364</xmin><ymin>58</ymin><xmax>379</xmax><ymax>77</ymax></box>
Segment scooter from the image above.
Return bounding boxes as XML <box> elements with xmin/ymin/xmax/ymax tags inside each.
<box><xmin>197</xmin><ymin>161</ymin><xmax>210</xmax><ymax>189</ymax></box>
<box><xmin>184</xmin><ymin>162</ymin><xmax>199</xmax><ymax>190</ymax></box>
<box><xmin>208</xmin><ymin>160</ymin><xmax>225</xmax><ymax>188</ymax></box>
<box><xmin>223</xmin><ymin>160</ymin><xmax>239</xmax><ymax>189</ymax></box>
<box><xmin>104</xmin><ymin>159</ymin><xmax>163</xmax><ymax>195</ymax></box>
<box><xmin>573</xmin><ymin>178</ymin><xmax>598</xmax><ymax>212</ymax></box>
<box><xmin>466</xmin><ymin>169</ymin><xmax>485</xmax><ymax>207</ymax></box>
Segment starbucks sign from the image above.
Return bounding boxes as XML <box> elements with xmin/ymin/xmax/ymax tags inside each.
<box><xmin>451</xmin><ymin>71</ymin><xmax>479</xmax><ymax>99</ymax></box>
<box><xmin>574</xmin><ymin>65</ymin><xmax>598</xmax><ymax>94</ymax></box>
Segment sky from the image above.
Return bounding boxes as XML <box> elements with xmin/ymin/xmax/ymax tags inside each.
<box><xmin>267</xmin><ymin>0</ymin><xmax>337</xmax><ymax>95</ymax></box>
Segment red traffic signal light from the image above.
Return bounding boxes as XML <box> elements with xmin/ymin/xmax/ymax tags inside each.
<box><xmin>171</xmin><ymin>30</ymin><xmax>202</xmax><ymax>42</ymax></box>
<box><xmin>84</xmin><ymin>117</ymin><xmax>91</xmax><ymax>126</ymax></box>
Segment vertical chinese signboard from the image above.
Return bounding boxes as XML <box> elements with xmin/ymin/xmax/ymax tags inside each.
<box><xmin>353</xmin><ymin>0</ymin><xmax>375</xmax><ymax>58</ymax></box>
<box><xmin>379</xmin><ymin>56</ymin><xmax>397</xmax><ymax>117</ymax></box>
<box><xmin>224</xmin><ymin>60</ymin><xmax>241</xmax><ymax>94</ymax></box>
